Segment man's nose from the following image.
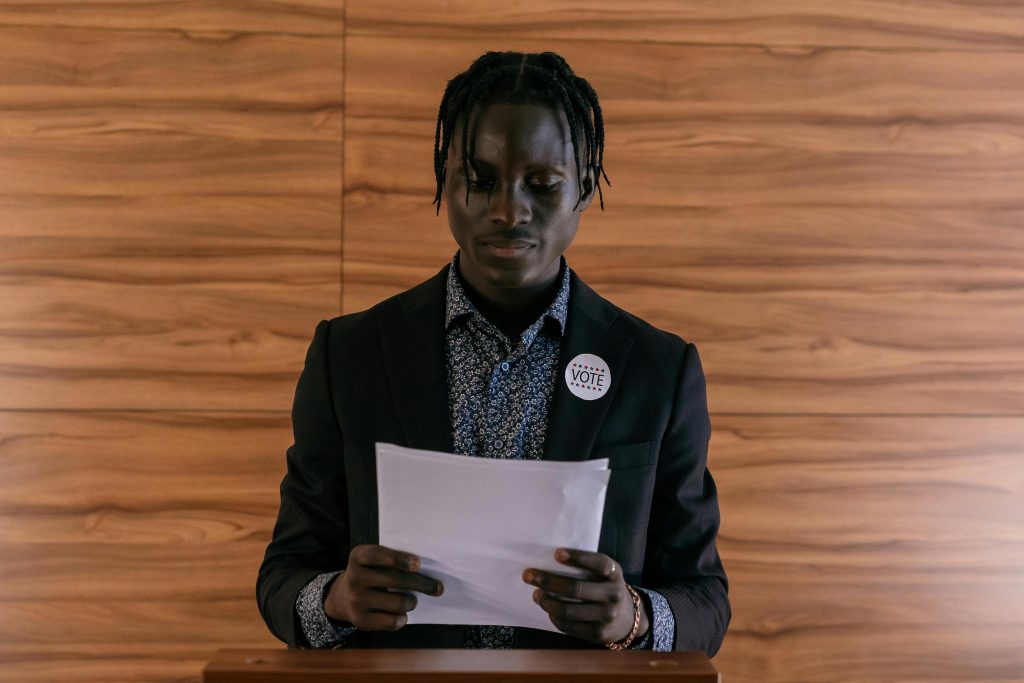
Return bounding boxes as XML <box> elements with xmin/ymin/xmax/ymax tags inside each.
<box><xmin>488</xmin><ymin>183</ymin><xmax>531</xmax><ymax>226</ymax></box>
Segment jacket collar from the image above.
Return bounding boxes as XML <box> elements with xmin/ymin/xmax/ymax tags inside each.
<box><xmin>444</xmin><ymin>250</ymin><xmax>570</xmax><ymax>339</ymax></box>
<box><xmin>379</xmin><ymin>262</ymin><xmax>632</xmax><ymax>462</ymax></box>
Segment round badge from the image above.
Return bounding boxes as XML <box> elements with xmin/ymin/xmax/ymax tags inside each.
<box><xmin>565</xmin><ymin>353</ymin><xmax>611</xmax><ymax>401</ymax></box>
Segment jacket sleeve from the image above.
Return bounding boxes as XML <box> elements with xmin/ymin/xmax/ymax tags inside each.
<box><xmin>295</xmin><ymin>570</ymin><xmax>357</xmax><ymax>647</ymax></box>
<box><xmin>642</xmin><ymin>341</ymin><xmax>731</xmax><ymax>656</ymax></box>
<box><xmin>256</xmin><ymin>319</ymin><xmax>352</xmax><ymax>648</ymax></box>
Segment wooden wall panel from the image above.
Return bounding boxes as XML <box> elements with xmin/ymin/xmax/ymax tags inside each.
<box><xmin>342</xmin><ymin>3</ymin><xmax>1024</xmax><ymax>683</ymax></box>
<box><xmin>0</xmin><ymin>410</ymin><xmax>289</xmax><ymax>681</ymax></box>
<box><xmin>0</xmin><ymin>16</ymin><xmax>342</xmax><ymax>410</ymax></box>
<box><xmin>0</xmin><ymin>195</ymin><xmax>338</xmax><ymax>410</ymax></box>
<box><xmin>0</xmin><ymin>0</ymin><xmax>344</xmax><ymax>34</ymax></box>
<box><xmin>347</xmin><ymin>1</ymin><xmax>1024</xmax><ymax>49</ymax></box>
<box><xmin>3</xmin><ymin>2</ymin><xmax>1023</xmax><ymax>682</ymax></box>
<box><xmin>713</xmin><ymin>415</ymin><xmax>1024</xmax><ymax>681</ymax></box>
<box><xmin>343</xmin><ymin>36</ymin><xmax>1024</xmax><ymax>415</ymax></box>
<box><xmin>0</xmin><ymin>2</ymin><xmax>342</xmax><ymax>682</ymax></box>
<box><xmin>2</xmin><ymin>608</ymin><xmax>278</xmax><ymax>683</ymax></box>
<box><xmin>345</xmin><ymin>40</ymin><xmax>1024</xmax><ymax>124</ymax></box>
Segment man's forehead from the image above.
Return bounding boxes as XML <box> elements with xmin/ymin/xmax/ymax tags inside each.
<box><xmin>453</xmin><ymin>103</ymin><xmax>575</xmax><ymax>166</ymax></box>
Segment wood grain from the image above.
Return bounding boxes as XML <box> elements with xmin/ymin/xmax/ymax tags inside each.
<box><xmin>0</xmin><ymin>17</ymin><xmax>343</xmax><ymax>410</ymax></box>
<box><xmin>340</xmin><ymin>11</ymin><xmax>1024</xmax><ymax>683</ymax></box>
<box><xmin>345</xmin><ymin>37</ymin><xmax>1024</xmax><ymax>124</ymax></box>
<box><xmin>203</xmin><ymin>648</ymin><xmax>719</xmax><ymax>683</ymax></box>
<box><xmin>0</xmin><ymin>410</ymin><xmax>290</xmax><ymax>680</ymax></box>
<box><xmin>3</xmin><ymin>2</ymin><xmax>1023</xmax><ymax>682</ymax></box>
<box><xmin>0</xmin><ymin>194</ymin><xmax>338</xmax><ymax>410</ymax></box>
<box><xmin>1</xmin><ymin>643</ymin><xmax>251</xmax><ymax>683</ymax></box>
<box><xmin>0</xmin><ymin>1</ymin><xmax>343</xmax><ymax>680</ymax></box>
<box><xmin>0</xmin><ymin>25</ymin><xmax>342</xmax><ymax>109</ymax></box>
<box><xmin>0</xmin><ymin>0</ymin><xmax>343</xmax><ymax>35</ymax></box>
<box><xmin>342</xmin><ymin>37</ymin><xmax>1024</xmax><ymax>415</ymax></box>
<box><xmin>0</xmin><ymin>410</ymin><xmax>288</xmax><ymax>546</ymax></box>
<box><xmin>342</xmin><ymin>205</ymin><xmax>1024</xmax><ymax>414</ymax></box>
<box><xmin>712</xmin><ymin>414</ymin><xmax>1024</xmax><ymax>682</ymax></box>
<box><xmin>347</xmin><ymin>0</ymin><xmax>1024</xmax><ymax>49</ymax></box>
<box><xmin>0</xmin><ymin>26</ymin><xmax>343</xmax><ymax>199</ymax></box>
<box><xmin>2</xmin><ymin>410</ymin><xmax>1021</xmax><ymax>681</ymax></box>
<box><xmin>343</xmin><ymin>37</ymin><xmax>1024</xmax><ymax>226</ymax></box>
<box><xmin>713</xmin><ymin>415</ymin><xmax>1024</xmax><ymax>573</ymax></box>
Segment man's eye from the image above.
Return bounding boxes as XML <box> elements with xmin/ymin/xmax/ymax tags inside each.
<box><xmin>467</xmin><ymin>177</ymin><xmax>494</xmax><ymax>191</ymax></box>
<box><xmin>530</xmin><ymin>181</ymin><xmax>560</xmax><ymax>192</ymax></box>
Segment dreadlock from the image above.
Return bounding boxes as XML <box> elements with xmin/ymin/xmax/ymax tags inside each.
<box><xmin>432</xmin><ymin>51</ymin><xmax>610</xmax><ymax>215</ymax></box>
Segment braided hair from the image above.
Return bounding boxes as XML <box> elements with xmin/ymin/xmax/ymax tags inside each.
<box><xmin>432</xmin><ymin>51</ymin><xmax>610</xmax><ymax>215</ymax></box>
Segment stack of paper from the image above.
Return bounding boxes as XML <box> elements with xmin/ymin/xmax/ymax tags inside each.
<box><xmin>375</xmin><ymin>442</ymin><xmax>610</xmax><ymax>632</ymax></box>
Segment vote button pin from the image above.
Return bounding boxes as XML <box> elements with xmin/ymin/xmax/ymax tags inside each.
<box><xmin>565</xmin><ymin>353</ymin><xmax>611</xmax><ymax>401</ymax></box>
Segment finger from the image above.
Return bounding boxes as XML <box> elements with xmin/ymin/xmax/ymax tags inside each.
<box><xmin>555</xmin><ymin>548</ymin><xmax>618</xmax><ymax>580</ymax></box>
<box><xmin>360</xmin><ymin>611</ymin><xmax>408</xmax><ymax>632</ymax></box>
<box><xmin>356</xmin><ymin>590</ymin><xmax>418</xmax><ymax>615</ymax></box>
<box><xmin>523</xmin><ymin>568</ymin><xmax>614</xmax><ymax>602</ymax></box>
<box><xmin>533</xmin><ymin>596</ymin><xmax>604</xmax><ymax>645</ymax></box>
<box><xmin>534</xmin><ymin>589</ymin><xmax>614</xmax><ymax>624</ymax></box>
<box><xmin>351</xmin><ymin>544</ymin><xmax>421</xmax><ymax>572</ymax></box>
<box><xmin>353</xmin><ymin>567</ymin><xmax>444</xmax><ymax>596</ymax></box>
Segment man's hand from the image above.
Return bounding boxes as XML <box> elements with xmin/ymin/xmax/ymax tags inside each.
<box><xmin>523</xmin><ymin>548</ymin><xmax>650</xmax><ymax>646</ymax></box>
<box><xmin>324</xmin><ymin>544</ymin><xmax>444</xmax><ymax>631</ymax></box>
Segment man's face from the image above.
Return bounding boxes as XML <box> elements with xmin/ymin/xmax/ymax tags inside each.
<box><xmin>443</xmin><ymin>102</ymin><xmax>593</xmax><ymax>301</ymax></box>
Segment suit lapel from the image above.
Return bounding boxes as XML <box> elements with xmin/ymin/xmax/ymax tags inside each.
<box><xmin>378</xmin><ymin>265</ymin><xmax>631</xmax><ymax>463</ymax></box>
<box><xmin>379</xmin><ymin>265</ymin><xmax>454</xmax><ymax>455</ymax></box>
<box><xmin>543</xmin><ymin>273</ymin><xmax>633</xmax><ymax>462</ymax></box>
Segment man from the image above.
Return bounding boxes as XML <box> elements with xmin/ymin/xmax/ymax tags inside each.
<box><xmin>257</xmin><ymin>50</ymin><xmax>730</xmax><ymax>655</ymax></box>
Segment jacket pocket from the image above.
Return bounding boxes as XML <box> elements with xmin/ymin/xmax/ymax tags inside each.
<box><xmin>592</xmin><ymin>441</ymin><xmax>656</xmax><ymax>470</ymax></box>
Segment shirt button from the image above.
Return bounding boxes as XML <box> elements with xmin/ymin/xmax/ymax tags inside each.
<box><xmin>494</xmin><ymin>439</ymin><xmax>504</xmax><ymax>450</ymax></box>
<box><xmin>500</xmin><ymin>362</ymin><xmax>510</xmax><ymax>371</ymax></box>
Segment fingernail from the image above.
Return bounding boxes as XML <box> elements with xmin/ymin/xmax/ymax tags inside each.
<box><xmin>407</xmin><ymin>557</ymin><xmax>420</xmax><ymax>571</ymax></box>
<box><xmin>532</xmin><ymin>589</ymin><xmax>540</xmax><ymax>603</ymax></box>
<box><xmin>555</xmin><ymin>549</ymin><xmax>569</xmax><ymax>562</ymax></box>
<box><xmin>435</xmin><ymin>583</ymin><xmax>444</xmax><ymax>596</ymax></box>
<box><xmin>523</xmin><ymin>570</ymin><xmax>535</xmax><ymax>583</ymax></box>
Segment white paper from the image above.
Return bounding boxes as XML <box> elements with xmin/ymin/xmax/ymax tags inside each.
<box><xmin>375</xmin><ymin>442</ymin><xmax>610</xmax><ymax>632</ymax></box>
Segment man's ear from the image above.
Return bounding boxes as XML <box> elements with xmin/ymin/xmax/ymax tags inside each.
<box><xmin>576</xmin><ymin>167</ymin><xmax>596</xmax><ymax>212</ymax></box>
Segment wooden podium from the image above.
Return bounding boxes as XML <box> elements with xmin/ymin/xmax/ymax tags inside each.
<box><xmin>203</xmin><ymin>648</ymin><xmax>720</xmax><ymax>682</ymax></box>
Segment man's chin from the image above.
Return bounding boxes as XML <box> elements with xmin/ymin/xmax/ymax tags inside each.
<box><xmin>485</xmin><ymin>270</ymin><xmax>531</xmax><ymax>290</ymax></box>
<box><xmin>472</xmin><ymin>258</ymin><xmax>531</xmax><ymax>285</ymax></box>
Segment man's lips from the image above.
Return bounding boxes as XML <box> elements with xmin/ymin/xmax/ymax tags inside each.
<box><xmin>483</xmin><ymin>241</ymin><xmax>534</xmax><ymax>257</ymax></box>
<box><xmin>483</xmin><ymin>240</ymin><xmax>534</xmax><ymax>248</ymax></box>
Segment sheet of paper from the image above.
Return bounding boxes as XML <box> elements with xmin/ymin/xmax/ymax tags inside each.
<box><xmin>375</xmin><ymin>442</ymin><xmax>610</xmax><ymax>632</ymax></box>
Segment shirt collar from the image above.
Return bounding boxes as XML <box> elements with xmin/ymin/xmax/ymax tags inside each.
<box><xmin>445</xmin><ymin>250</ymin><xmax>570</xmax><ymax>337</ymax></box>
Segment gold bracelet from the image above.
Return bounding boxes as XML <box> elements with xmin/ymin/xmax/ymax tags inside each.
<box><xmin>605</xmin><ymin>585</ymin><xmax>642</xmax><ymax>650</ymax></box>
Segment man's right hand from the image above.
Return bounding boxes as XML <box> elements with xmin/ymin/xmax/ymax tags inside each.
<box><xmin>324</xmin><ymin>544</ymin><xmax>444</xmax><ymax>631</ymax></box>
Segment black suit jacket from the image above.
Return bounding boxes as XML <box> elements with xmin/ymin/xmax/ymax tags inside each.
<box><xmin>257</xmin><ymin>263</ymin><xmax>730</xmax><ymax>655</ymax></box>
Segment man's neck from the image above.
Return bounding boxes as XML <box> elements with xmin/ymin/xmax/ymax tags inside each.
<box><xmin>459</xmin><ymin>268</ymin><xmax>561</xmax><ymax>343</ymax></box>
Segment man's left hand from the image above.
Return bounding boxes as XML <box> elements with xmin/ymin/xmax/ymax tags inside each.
<box><xmin>523</xmin><ymin>548</ymin><xmax>650</xmax><ymax>646</ymax></box>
